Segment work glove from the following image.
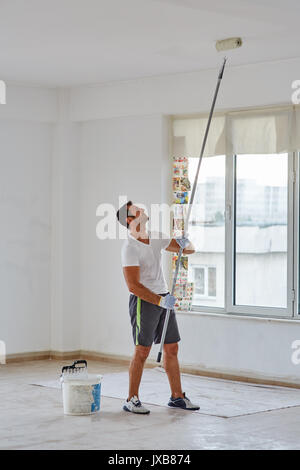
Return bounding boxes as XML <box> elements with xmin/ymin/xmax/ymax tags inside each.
<box><xmin>159</xmin><ymin>293</ymin><xmax>176</xmax><ymax>310</ymax></box>
<box><xmin>176</xmin><ymin>236</ymin><xmax>190</xmax><ymax>250</ymax></box>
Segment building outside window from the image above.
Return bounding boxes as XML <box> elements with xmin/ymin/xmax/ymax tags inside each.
<box><xmin>192</xmin><ymin>265</ymin><xmax>217</xmax><ymax>304</ymax></box>
<box><xmin>234</xmin><ymin>154</ymin><xmax>288</xmax><ymax>309</ymax></box>
<box><xmin>186</xmin><ymin>153</ymin><xmax>289</xmax><ymax>313</ymax></box>
<box><xmin>187</xmin><ymin>155</ymin><xmax>225</xmax><ymax>309</ymax></box>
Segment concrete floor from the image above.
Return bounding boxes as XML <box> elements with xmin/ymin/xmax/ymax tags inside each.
<box><xmin>1</xmin><ymin>359</ymin><xmax>300</xmax><ymax>450</ymax></box>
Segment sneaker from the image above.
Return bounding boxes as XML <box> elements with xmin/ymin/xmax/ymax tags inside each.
<box><xmin>168</xmin><ymin>392</ymin><xmax>200</xmax><ymax>411</ymax></box>
<box><xmin>123</xmin><ymin>395</ymin><xmax>150</xmax><ymax>414</ymax></box>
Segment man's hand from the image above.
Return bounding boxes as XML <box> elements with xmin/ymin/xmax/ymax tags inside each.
<box><xmin>175</xmin><ymin>236</ymin><xmax>191</xmax><ymax>250</ymax></box>
<box><xmin>123</xmin><ymin>266</ymin><xmax>162</xmax><ymax>306</ymax></box>
<box><xmin>159</xmin><ymin>293</ymin><xmax>176</xmax><ymax>310</ymax></box>
<box><xmin>165</xmin><ymin>237</ymin><xmax>195</xmax><ymax>254</ymax></box>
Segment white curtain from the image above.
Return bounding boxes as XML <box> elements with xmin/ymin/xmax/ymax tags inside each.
<box><xmin>226</xmin><ymin>107</ymin><xmax>292</xmax><ymax>155</ymax></box>
<box><xmin>173</xmin><ymin>115</ymin><xmax>226</xmax><ymax>158</ymax></box>
<box><xmin>173</xmin><ymin>105</ymin><xmax>300</xmax><ymax>157</ymax></box>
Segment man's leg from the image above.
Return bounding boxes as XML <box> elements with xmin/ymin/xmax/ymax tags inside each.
<box><xmin>163</xmin><ymin>342</ymin><xmax>184</xmax><ymax>399</ymax></box>
<box><xmin>128</xmin><ymin>344</ymin><xmax>151</xmax><ymax>400</ymax></box>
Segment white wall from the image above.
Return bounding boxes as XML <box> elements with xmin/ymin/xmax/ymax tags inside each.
<box><xmin>74</xmin><ymin>57</ymin><xmax>300</xmax><ymax>384</ymax></box>
<box><xmin>79</xmin><ymin>114</ymin><xmax>171</xmax><ymax>354</ymax></box>
<box><xmin>0</xmin><ymin>85</ymin><xmax>58</xmax><ymax>355</ymax></box>
<box><xmin>0</xmin><ymin>119</ymin><xmax>53</xmax><ymax>354</ymax></box>
<box><xmin>50</xmin><ymin>89</ymin><xmax>81</xmax><ymax>352</ymax></box>
<box><xmin>177</xmin><ymin>313</ymin><xmax>300</xmax><ymax>384</ymax></box>
<box><xmin>0</xmin><ymin>84</ymin><xmax>57</xmax><ymax>122</ymax></box>
<box><xmin>0</xmin><ymin>85</ymin><xmax>83</xmax><ymax>356</ymax></box>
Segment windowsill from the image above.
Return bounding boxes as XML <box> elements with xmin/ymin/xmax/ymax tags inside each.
<box><xmin>193</xmin><ymin>297</ymin><xmax>216</xmax><ymax>301</ymax></box>
<box><xmin>176</xmin><ymin>309</ymin><xmax>300</xmax><ymax>323</ymax></box>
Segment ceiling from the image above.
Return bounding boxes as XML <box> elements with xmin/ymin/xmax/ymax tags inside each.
<box><xmin>0</xmin><ymin>0</ymin><xmax>299</xmax><ymax>87</ymax></box>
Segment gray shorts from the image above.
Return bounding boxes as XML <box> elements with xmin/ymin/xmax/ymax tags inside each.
<box><xmin>129</xmin><ymin>293</ymin><xmax>181</xmax><ymax>347</ymax></box>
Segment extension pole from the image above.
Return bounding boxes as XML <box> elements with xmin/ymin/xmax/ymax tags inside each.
<box><xmin>157</xmin><ymin>58</ymin><xmax>227</xmax><ymax>363</ymax></box>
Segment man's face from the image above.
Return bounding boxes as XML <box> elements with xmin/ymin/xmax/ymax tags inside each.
<box><xmin>127</xmin><ymin>204</ymin><xmax>149</xmax><ymax>228</ymax></box>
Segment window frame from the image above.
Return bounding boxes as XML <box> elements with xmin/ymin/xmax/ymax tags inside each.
<box><xmin>191</xmin><ymin>264</ymin><xmax>217</xmax><ymax>300</ymax></box>
<box><xmin>295</xmin><ymin>152</ymin><xmax>300</xmax><ymax>317</ymax></box>
<box><xmin>189</xmin><ymin>151</ymin><xmax>297</xmax><ymax>319</ymax></box>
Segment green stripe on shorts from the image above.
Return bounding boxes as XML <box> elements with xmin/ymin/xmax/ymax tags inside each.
<box><xmin>136</xmin><ymin>297</ymin><xmax>141</xmax><ymax>345</ymax></box>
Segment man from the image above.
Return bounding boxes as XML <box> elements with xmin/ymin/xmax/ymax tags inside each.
<box><xmin>116</xmin><ymin>200</ymin><xmax>200</xmax><ymax>414</ymax></box>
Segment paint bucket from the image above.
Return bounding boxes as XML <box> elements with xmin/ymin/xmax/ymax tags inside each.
<box><xmin>61</xmin><ymin>374</ymin><xmax>103</xmax><ymax>415</ymax></box>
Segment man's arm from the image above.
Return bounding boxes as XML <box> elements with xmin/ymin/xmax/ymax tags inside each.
<box><xmin>165</xmin><ymin>238</ymin><xmax>195</xmax><ymax>255</ymax></box>
<box><xmin>123</xmin><ymin>266</ymin><xmax>161</xmax><ymax>306</ymax></box>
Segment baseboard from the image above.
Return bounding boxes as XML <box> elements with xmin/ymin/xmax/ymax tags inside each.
<box><xmin>5</xmin><ymin>349</ymin><xmax>300</xmax><ymax>389</ymax></box>
<box><xmin>79</xmin><ymin>350</ymin><xmax>157</xmax><ymax>369</ymax></box>
<box><xmin>6</xmin><ymin>350</ymin><xmax>51</xmax><ymax>363</ymax></box>
<box><xmin>49</xmin><ymin>350</ymin><xmax>82</xmax><ymax>360</ymax></box>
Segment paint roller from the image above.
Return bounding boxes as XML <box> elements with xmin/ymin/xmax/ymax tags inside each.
<box><xmin>215</xmin><ymin>37</ymin><xmax>242</xmax><ymax>52</ymax></box>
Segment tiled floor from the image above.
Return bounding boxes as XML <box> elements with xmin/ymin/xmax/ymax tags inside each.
<box><xmin>1</xmin><ymin>359</ymin><xmax>300</xmax><ymax>450</ymax></box>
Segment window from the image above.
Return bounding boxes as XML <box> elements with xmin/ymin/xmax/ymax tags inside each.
<box><xmin>178</xmin><ymin>152</ymin><xmax>294</xmax><ymax>317</ymax></box>
<box><xmin>234</xmin><ymin>154</ymin><xmax>288</xmax><ymax>308</ymax></box>
<box><xmin>187</xmin><ymin>155</ymin><xmax>225</xmax><ymax>308</ymax></box>
<box><xmin>192</xmin><ymin>265</ymin><xmax>217</xmax><ymax>304</ymax></box>
<box><xmin>172</xmin><ymin>107</ymin><xmax>300</xmax><ymax>318</ymax></box>
<box><xmin>194</xmin><ymin>267</ymin><xmax>205</xmax><ymax>295</ymax></box>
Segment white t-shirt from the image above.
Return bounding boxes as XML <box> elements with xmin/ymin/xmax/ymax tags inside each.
<box><xmin>121</xmin><ymin>231</ymin><xmax>171</xmax><ymax>295</ymax></box>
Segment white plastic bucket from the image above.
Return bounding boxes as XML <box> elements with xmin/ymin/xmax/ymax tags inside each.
<box><xmin>61</xmin><ymin>374</ymin><xmax>103</xmax><ymax>415</ymax></box>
